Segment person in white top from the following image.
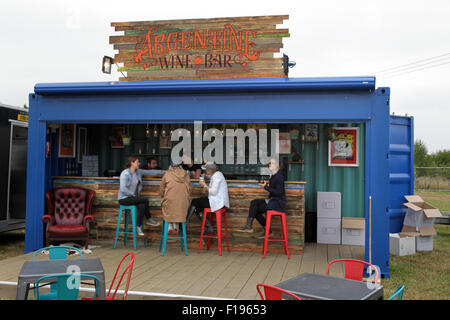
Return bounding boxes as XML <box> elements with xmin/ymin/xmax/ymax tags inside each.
<box><xmin>186</xmin><ymin>162</ymin><xmax>229</xmax><ymax>234</ymax></box>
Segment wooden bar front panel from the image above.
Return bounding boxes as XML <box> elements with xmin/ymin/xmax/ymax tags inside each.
<box><xmin>53</xmin><ymin>177</ymin><xmax>305</xmax><ymax>254</ymax></box>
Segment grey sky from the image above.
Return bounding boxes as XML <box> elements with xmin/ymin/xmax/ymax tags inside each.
<box><xmin>1</xmin><ymin>0</ymin><xmax>449</xmax><ymax>152</ymax></box>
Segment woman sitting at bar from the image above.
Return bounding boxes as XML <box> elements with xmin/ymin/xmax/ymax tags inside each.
<box><xmin>186</xmin><ymin>162</ymin><xmax>229</xmax><ymax>235</ymax></box>
<box><xmin>160</xmin><ymin>159</ymin><xmax>191</xmax><ymax>233</ymax></box>
<box><xmin>118</xmin><ymin>155</ymin><xmax>166</xmax><ymax>236</ymax></box>
<box><xmin>237</xmin><ymin>158</ymin><xmax>286</xmax><ymax>235</ymax></box>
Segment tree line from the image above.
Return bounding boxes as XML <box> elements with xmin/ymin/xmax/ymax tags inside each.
<box><xmin>414</xmin><ymin>139</ymin><xmax>450</xmax><ymax>178</ymax></box>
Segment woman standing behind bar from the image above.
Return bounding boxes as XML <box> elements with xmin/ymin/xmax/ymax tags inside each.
<box><xmin>237</xmin><ymin>158</ymin><xmax>286</xmax><ymax>234</ymax></box>
<box><xmin>160</xmin><ymin>159</ymin><xmax>191</xmax><ymax>232</ymax></box>
<box><xmin>118</xmin><ymin>155</ymin><xmax>165</xmax><ymax>236</ymax></box>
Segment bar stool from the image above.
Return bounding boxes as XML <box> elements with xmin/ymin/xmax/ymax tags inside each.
<box><xmin>198</xmin><ymin>208</ymin><xmax>230</xmax><ymax>256</ymax></box>
<box><xmin>114</xmin><ymin>205</ymin><xmax>146</xmax><ymax>250</ymax></box>
<box><xmin>263</xmin><ymin>210</ymin><xmax>290</xmax><ymax>259</ymax></box>
<box><xmin>159</xmin><ymin>220</ymin><xmax>188</xmax><ymax>256</ymax></box>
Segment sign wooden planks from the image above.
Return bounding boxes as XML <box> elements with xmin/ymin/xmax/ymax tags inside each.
<box><xmin>110</xmin><ymin>15</ymin><xmax>289</xmax><ymax>81</ymax></box>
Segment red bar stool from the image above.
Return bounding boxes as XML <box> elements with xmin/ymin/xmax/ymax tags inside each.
<box><xmin>198</xmin><ymin>208</ymin><xmax>230</xmax><ymax>256</ymax></box>
<box><xmin>263</xmin><ymin>210</ymin><xmax>290</xmax><ymax>259</ymax></box>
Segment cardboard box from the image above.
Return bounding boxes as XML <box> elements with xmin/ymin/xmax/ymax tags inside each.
<box><xmin>342</xmin><ymin>217</ymin><xmax>365</xmax><ymax>246</ymax></box>
<box><xmin>389</xmin><ymin>233</ymin><xmax>416</xmax><ymax>256</ymax></box>
<box><xmin>317</xmin><ymin>218</ymin><xmax>341</xmax><ymax>244</ymax></box>
<box><xmin>317</xmin><ymin>192</ymin><xmax>341</xmax><ymax>219</ymax></box>
<box><xmin>416</xmin><ymin>236</ymin><xmax>434</xmax><ymax>251</ymax></box>
<box><xmin>401</xmin><ymin>195</ymin><xmax>442</xmax><ymax>237</ymax></box>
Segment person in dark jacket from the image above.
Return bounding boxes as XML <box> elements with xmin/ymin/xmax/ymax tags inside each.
<box><xmin>237</xmin><ymin>158</ymin><xmax>286</xmax><ymax>235</ymax></box>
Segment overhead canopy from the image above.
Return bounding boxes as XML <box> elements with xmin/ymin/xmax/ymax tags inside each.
<box><xmin>34</xmin><ymin>76</ymin><xmax>376</xmax><ymax>96</ymax></box>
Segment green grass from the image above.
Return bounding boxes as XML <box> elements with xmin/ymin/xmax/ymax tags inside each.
<box><xmin>381</xmin><ymin>190</ymin><xmax>450</xmax><ymax>300</ymax></box>
<box><xmin>415</xmin><ymin>190</ymin><xmax>450</xmax><ymax>212</ymax></box>
<box><xmin>382</xmin><ymin>224</ymin><xmax>450</xmax><ymax>300</ymax></box>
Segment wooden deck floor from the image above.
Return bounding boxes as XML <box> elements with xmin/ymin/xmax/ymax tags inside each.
<box><xmin>0</xmin><ymin>240</ymin><xmax>364</xmax><ymax>300</ymax></box>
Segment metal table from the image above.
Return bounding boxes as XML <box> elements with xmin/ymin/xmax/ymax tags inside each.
<box><xmin>16</xmin><ymin>258</ymin><xmax>106</xmax><ymax>300</ymax></box>
<box><xmin>275</xmin><ymin>273</ymin><xmax>383</xmax><ymax>300</ymax></box>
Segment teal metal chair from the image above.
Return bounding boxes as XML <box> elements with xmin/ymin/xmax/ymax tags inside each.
<box><xmin>34</xmin><ymin>273</ymin><xmax>99</xmax><ymax>300</ymax></box>
<box><xmin>32</xmin><ymin>246</ymin><xmax>83</xmax><ymax>260</ymax></box>
<box><xmin>114</xmin><ymin>205</ymin><xmax>146</xmax><ymax>250</ymax></box>
<box><xmin>159</xmin><ymin>220</ymin><xmax>188</xmax><ymax>256</ymax></box>
<box><xmin>32</xmin><ymin>246</ymin><xmax>84</xmax><ymax>299</ymax></box>
<box><xmin>387</xmin><ymin>285</ymin><xmax>405</xmax><ymax>300</ymax></box>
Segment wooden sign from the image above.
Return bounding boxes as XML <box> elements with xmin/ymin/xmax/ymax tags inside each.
<box><xmin>110</xmin><ymin>15</ymin><xmax>289</xmax><ymax>81</ymax></box>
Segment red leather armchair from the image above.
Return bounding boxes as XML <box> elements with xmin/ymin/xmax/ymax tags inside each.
<box><xmin>42</xmin><ymin>187</ymin><xmax>96</xmax><ymax>249</ymax></box>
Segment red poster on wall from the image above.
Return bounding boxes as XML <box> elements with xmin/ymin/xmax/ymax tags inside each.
<box><xmin>328</xmin><ymin>127</ymin><xmax>359</xmax><ymax>167</ymax></box>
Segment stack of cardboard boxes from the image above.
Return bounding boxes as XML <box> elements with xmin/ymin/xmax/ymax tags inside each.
<box><xmin>390</xmin><ymin>195</ymin><xmax>443</xmax><ymax>255</ymax></box>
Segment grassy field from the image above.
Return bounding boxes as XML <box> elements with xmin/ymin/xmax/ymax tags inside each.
<box><xmin>415</xmin><ymin>190</ymin><xmax>450</xmax><ymax>211</ymax></box>
<box><xmin>380</xmin><ymin>190</ymin><xmax>450</xmax><ymax>300</ymax></box>
<box><xmin>382</xmin><ymin>224</ymin><xmax>450</xmax><ymax>299</ymax></box>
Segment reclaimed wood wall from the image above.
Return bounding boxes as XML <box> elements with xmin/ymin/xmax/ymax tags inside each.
<box><xmin>53</xmin><ymin>177</ymin><xmax>305</xmax><ymax>254</ymax></box>
<box><xmin>110</xmin><ymin>15</ymin><xmax>289</xmax><ymax>81</ymax></box>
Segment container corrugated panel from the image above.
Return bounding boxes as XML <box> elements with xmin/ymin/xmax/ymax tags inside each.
<box><xmin>288</xmin><ymin>123</ymin><xmax>365</xmax><ymax>218</ymax></box>
<box><xmin>388</xmin><ymin>115</ymin><xmax>414</xmax><ymax>233</ymax></box>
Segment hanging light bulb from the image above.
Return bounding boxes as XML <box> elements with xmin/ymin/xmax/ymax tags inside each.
<box><xmin>153</xmin><ymin>124</ymin><xmax>158</xmax><ymax>137</ymax></box>
<box><xmin>161</xmin><ymin>126</ymin><xmax>167</xmax><ymax>137</ymax></box>
<box><xmin>145</xmin><ymin>124</ymin><xmax>150</xmax><ymax>137</ymax></box>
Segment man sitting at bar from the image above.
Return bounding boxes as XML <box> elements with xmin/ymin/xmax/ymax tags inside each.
<box><xmin>181</xmin><ymin>155</ymin><xmax>202</xmax><ymax>179</ymax></box>
<box><xmin>237</xmin><ymin>158</ymin><xmax>286</xmax><ymax>235</ymax></box>
<box><xmin>186</xmin><ymin>162</ymin><xmax>229</xmax><ymax>234</ymax></box>
<box><xmin>141</xmin><ymin>157</ymin><xmax>164</xmax><ymax>176</ymax></box>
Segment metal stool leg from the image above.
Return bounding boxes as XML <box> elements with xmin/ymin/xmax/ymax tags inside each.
<box><xmin>161</xmin><ymin>221</ymin><xmax>169</xmax><ymax>256</ymax></box>
<box><xmin>216</xmin><ymin>212</ymin><xmax>222</xmax><ymax>256</ymax></box>
<box><xmin>123</xmin><ymin>210</ymin><xmax>129</xmax><ymax>246</ymax></box>
<box><xmin>131</xmin><ymin>207</ymin><xmax>137</xmax><ymax>250</ymax></box>
<box><xmin>159</xmin><ymin>221</ymin><xmax>165</xmax><ymax>252</ymax></box>
<box><xmin>114</xmin><ymin>208</ymin><xmax>123</xmax><ymax>249</ymax></box>
<box><xmin>263</xmin><ymin>213</ymin><xmax>272</xmax><ymax>258</ymax></box>
<box><xmin>182</xmin><ymin>223</ymin><xmax>188</xmax><ymax>256</ymax></box>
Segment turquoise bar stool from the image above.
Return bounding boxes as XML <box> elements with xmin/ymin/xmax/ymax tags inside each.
<box><xmin>158</xmin><ymin>221</ymin><xmax>188</xmax><ymax>256</ymax></box>
<box><xmin>114</xmin><ymin>205</ymin><xmax>146</xmax><ymax>250</ymax></box>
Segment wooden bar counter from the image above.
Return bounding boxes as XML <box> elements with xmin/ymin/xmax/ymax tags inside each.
<box><xmin>53</xmin><ymin>177</ymin><xmax>306</xmax><ymax>254</ymax></box>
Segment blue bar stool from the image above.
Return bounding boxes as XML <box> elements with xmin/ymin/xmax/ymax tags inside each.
<box><xmin>114</xmin><ymin>205</ymin><xmax>146</xmax><ymax>250</ymax></box>
<box><xmin>158</xmin><ymin>221</ymin><xmax>188</xmax><ymax>256</ymax></box>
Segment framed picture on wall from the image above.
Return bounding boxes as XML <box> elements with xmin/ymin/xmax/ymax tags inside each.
<box><xmin>328</xmin><ymin>127</ymin><xmax>359</xmax><ymax>167</ymax></box>
<box><xmin>110</xmin><ymin>127</ymin><xmax>125</xmax><ymax>148</ymax></box>
<box><xmin>278</xmin><ymin>132</ymin><xmax>291</xmax><ymax>154</ymax></box>
<box><xmin>159</xmin><ymin>135</ymin><xmax>172</xmax><ymax>149</ymax></box>
<box><xmin>58</xmin><ymin>124</ymin><xmax>76</xmax><ymax>158</ymax></box>
<box><xmin>305</xmin><ymin>124</ymin><xmax>318</xmax><ymax>142</ymax></box>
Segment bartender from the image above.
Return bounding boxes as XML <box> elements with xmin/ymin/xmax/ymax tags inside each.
<box><xmin>181</xmin><ymin>155</ymin><xmax>202</xmax><ymax>178</ymax></box>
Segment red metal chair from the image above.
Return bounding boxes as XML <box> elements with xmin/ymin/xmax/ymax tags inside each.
<box><xmin>82</xmin><ymin>252</ymin><xmax>135</xmax><ymax>300</ymax></box>
<box><xmin>106</xmin><ymin>252</ymin><xmax>135</xmax><ymax>300</ymax></box>
<box><xmin>198</xmin><ymin>208</ymin><xmax>230</xmax><ymax>256</ymax></box>
<box><xmin>263</xmin><ymin>210</ymin><xmax>290</xmax><ymax>259</ymax></box>
<box><xmin>326</xmin><ymin>258</ymin><xmax>380</xmax><ymax>283</ymax></box>
<box><xmin>256</xmin><ymin>284</ymin><xmax>301</xmax><ymax>300</ymax></box>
